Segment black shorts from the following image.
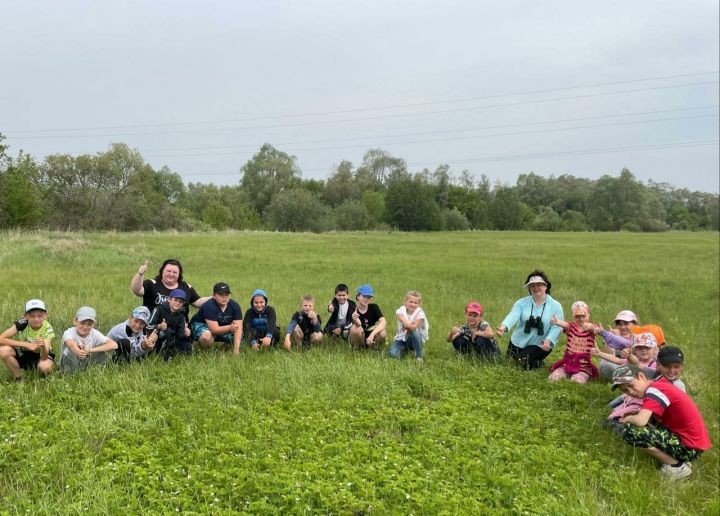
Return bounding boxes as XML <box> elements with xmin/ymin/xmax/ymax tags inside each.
<box><xmin>15</xmin><ymin>349</ymin><xmax>55</xmax><ymax>370</ymax></box>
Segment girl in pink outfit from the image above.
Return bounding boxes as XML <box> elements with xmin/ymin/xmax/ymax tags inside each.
<box><xmin>548</xmin><ymin>301</ymin><xmax>598</xmax><ymax>384</ymax></box>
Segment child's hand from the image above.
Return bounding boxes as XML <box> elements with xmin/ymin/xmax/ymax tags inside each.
<box><xmin>541</xmin><ymin>340</ymin><xmax>552</xmax><ymax>352</ymax></box>
<box><xmin>620</xmin><ymin>348</ymin><xmax>631</xmax><ymax>359</ymax></box>
<box><xmin>74</xmin><ymin>347</ymin><xmax>88</xmax><ymax>359</ymax></box>
<box><xmin>252</xmin><ymin>342</ymin><xmax>260</xmax><ymax>352</ymax></box>
<box><xmin>590</xmin><ymin>344</ymin><xmax>601</xmax><ymax>356</ymax></box>
<box><xmin>351</xmin><ymin>309</ymin><xmax>360</xmax><ymax>324</ymax></box>
<box><xmin>450</xmin><ymin>325</ymin><xmax>460</xmax><ymax>338</ymax></box>
<box><xmin>260</xmin><ymin>336</ymin><xmax>272</xmax><ymax>347</ymax></box>
<box><xmin>230</xmin><ymin>321</ymin><xmax>242</xmax><ymax>332</ymax></box>
<box><xmin>184</xmin><ymin>327</ymin><xmax>191</xmax><ymax>337</ymax></box>
<box><xmin>327</xmin><ymin>302</ymin><xmax>334</xmax><ymax>313</ymax></box>
<box><xmin>550</xmin><ymin>315</ymin><xmax>558</xmax><ymax>325</ymax></box>
<box><xmin>283</xmin><ymin>336</ymin><xmax>292</xmax><ymax>352</ymax></box>
<box><xmin>307</xmin><ymin>310</ymin><xmax>317</xmax><ymax>322</ymax></box>
<box><xmin>144</xmin><ymin>332</ymin><xmax>158</xmax><ymax>349</ymax></box>
<box><xmin>158</xmin><ymin>321</ymin><xmax>167</xmax><ymax>331</ymax></box>
<box><xmin>496</xmin><ymin>324</ymin><xmax>506</xmax><ymax>337</ymax></box>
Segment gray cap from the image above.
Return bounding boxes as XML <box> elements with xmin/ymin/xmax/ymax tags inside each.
<box><xmin>76</xmin><ymin>306</ymin><xmax>97</xmax><ymax>322</ymax></box>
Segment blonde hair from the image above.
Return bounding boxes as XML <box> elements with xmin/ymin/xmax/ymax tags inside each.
<box><xmin>302</xmin><ymin>294</ymin><xmax>315</xmax><ymax>304</ymax></box>
<box><xmin>404</xmin><ymin>290</ymin><xmax>422</xmax><ymax>304</ymax></box>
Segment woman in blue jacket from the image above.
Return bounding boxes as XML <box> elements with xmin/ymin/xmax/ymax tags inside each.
<box><xmin>496</xmin><ymin>270</ymin><xmax>564</xmax><ymax>370</ymax></box>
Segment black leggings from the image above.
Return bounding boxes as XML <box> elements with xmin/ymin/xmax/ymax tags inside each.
<box><xmin>507</xmin><ymin>341</ymin><xmax>551</xmax><ymax>370</ymax></box>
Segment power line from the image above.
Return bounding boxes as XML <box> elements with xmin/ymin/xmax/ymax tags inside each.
<box><xmin>135</xmin><ymin>105</ymin><xmax>718</xmax><ymax>154</ymax></box>
<box><xmin>138</xmin><ymin>112</ymin><xmax>718</xmax><ymax>159</ymax></box>
<box><xmin>7</xmin><ymin>79</ymin><xmax>718</xmax><ymax>139</ymax></box>
<box><xmin>174</xmin><ymin>139</ymin><xmax>719</xmax><ymax>177</ymax></box>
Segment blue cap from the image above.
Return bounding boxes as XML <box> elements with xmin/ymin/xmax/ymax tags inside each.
<box><xmin>251</xmin><ymin>289</ymin><xmax>268</xmax><ymax>300</ymax></box>
<box><xmin>169</xmin><ymin>289</ymin><xmax>187</xmax><ymax>301</ymax></box>
<box><xmin>356</xmin><ymin>284</ymin><xmax>374</xmax><ymax>297</ymax></box>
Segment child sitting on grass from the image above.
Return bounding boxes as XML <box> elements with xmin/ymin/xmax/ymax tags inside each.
<box><xmin>243</xmin><ymin>289</ymin><xmax>280</xmax><ymax>351</ymax></box>
<box><xmin>655</xmin><ymin>346</ymin><xmax>686</xmax><ymax>392</ymax></box>
<box><xmin>284</xmin><ymin>295</ymin><xmax>323</xmax><ymax>351</ymax></box>
<box><xmin>156</xmin><ymin>289</ymin><xmax>193</xmax><ymax>360</ymax></box>
<box><xmin>547</xmin><ymin>301</ymin><xmax>598</xmax><ymax>383</ymax></box>
<box><xmin>190</xmin><ymin>282</ymin><xmax>243</xmax><ymax>355</ymax></box>
<box><xmin>389</xmin><ymin>290</ymin><xmax>429</xmax><ymax>363</ymax></box>
<box><xmin>610</xmin><ymin>364</ymin><xmax>712</xmax><ymax>480</ymax></box>
<box><xmin>446</xmin><ymin>302</ymin><xmax>498</xmax><ymax>358</ymax></box>
<box><xmin>106</xmin><ymin>306</ymin><xmax>158</xmax><ymax>362</ymax></box>
<box><xmin>324</xmin><ymin>283</ymin><xmax>356</xmax><ymax>340</ymax></box>
<box><xmin>348</xmin><ymin>284</ymin><xmax>387</xmax><ymax>349</ymax></box>
<box><xmin>59</xmin><ymin>307</ymin><xmax>118</xmax><ymax>374</ymax></box>
<box><xmin>596</xmin><ymin>332</ymin><xmax>658</xmax><ymax>430</ymax></box>
<box><xmin>0</xmin><ymin>299</ymin><xmax>55</xmax><ymax>381</ymax></box>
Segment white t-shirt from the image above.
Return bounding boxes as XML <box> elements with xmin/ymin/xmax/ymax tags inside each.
<box><xmin>60</xmin><ymin>327</ymin><xmax>110</xmax><ymax>372</ymax></box>
<box><xmin>393</xmin><ymin>306</ymin><xmax>429</xmax><ymax>342</ymax></box>
<box><xmin>336</xmin><ymin>301</ymin><xmax>349</xmax><ymax>326</ymax></box>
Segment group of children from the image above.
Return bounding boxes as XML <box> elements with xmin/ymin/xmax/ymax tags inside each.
<box><xmin>0</xmin><ymin>288</ymin><xmax>711</xmax><ymax>481</ymax></box>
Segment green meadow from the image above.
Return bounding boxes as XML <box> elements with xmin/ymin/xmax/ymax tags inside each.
<box><xmin>0</xmin><ymin>230</ymin><xmax>717</xmax><ymax>514</ymax></box>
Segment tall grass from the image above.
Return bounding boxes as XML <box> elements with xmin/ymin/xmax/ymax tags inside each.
<box><xmin>0</xmin><ymin>230</ymin><xmax>717</xmax><ymax>514</ymax></box>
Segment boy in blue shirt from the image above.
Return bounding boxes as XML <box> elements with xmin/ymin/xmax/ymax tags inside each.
<box><xmin>191</xmin><ymin>282</ymin><xmax>243</xmax><ymax>354</ymax></box>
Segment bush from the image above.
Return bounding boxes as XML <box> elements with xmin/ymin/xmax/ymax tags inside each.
<box><xmin>443</xmin><ymin>208</ymin><xmax>470</xmax><ymax>230</ymax></box>
<box><xmin>265</xmin><ymin>189</ymin><xmax>333</xmax><ymax>232</ymax></box>
<box><xmin>334</xmin><ymin>200</ymin><xmax>371</xmax><ymax>231</ymax></box>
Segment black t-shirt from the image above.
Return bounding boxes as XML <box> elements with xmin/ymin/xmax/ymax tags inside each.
<box><xmin>142</xmin><ymin>279</ymin><xmax>200</xmax><ymax>319</ymax></box>
<box><xmin>357</xmin><ymin>304</ymin><xmax>383</xmax><ymax>332</ymax></box>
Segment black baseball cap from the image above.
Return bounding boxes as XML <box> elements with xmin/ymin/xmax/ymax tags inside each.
<box><xmin>657</xmin><ymin>346</ymin><xmax>684</xmax><ymax>366</ymax></box>
<box><xmin>213</xmin><ymin>282</ymin><xmax>231</xmax><ymax>294</ymax></box>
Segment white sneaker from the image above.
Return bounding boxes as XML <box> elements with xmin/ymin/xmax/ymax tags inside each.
<box><xmin>660</xmin><ymin>462</ymin><xmax>692</xmax><ymax>480</ymax></box>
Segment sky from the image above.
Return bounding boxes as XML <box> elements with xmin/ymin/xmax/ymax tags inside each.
<box><xmin>2</xmin><ymin>0</ymin><xmax>718</xmax><ymax>193</ymax></box>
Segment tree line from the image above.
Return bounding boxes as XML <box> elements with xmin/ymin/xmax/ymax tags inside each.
<box><xmin>0</xmin><ymin>135</ymin><xmax>717</xmax><ymax>232</ymax></box>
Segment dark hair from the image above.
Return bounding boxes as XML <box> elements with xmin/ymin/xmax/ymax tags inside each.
<box><xmin>335</xmin><ymin>283</ymin><xmax>349</xmax><ymax>294</ymax></box>
<box><xmin>155</xmin><ymin>259</ymin><xmax>184</xmax><ymax>283</ymax></box>
<box><xmin>525</xmin><ymin>269</ymin><xmax>551</xmax><ymax>295</ymax></box>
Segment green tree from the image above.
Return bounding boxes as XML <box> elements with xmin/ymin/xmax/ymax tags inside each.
<box><xmin>442</xmin><ymin>208</ymin><xmax>470</xmax><ymax>230</ymax></box>
<box><xmin>361</xmin><ymin>190</ymin><xmax>385</xmax><ymax>228</ymax></box>
<box><xmin>0</xmin><ymin>153</ymin><xmax>44</xmax><ymax>228</ymax></box>
<box><xmin>264</xmin><ymin>189</ymin><xmax>332</xmax><ymax>232</ymax></box>
<box><xmin>334</xmin><ymin>199</ymin><xmax>371</xmax><ymax>230</ymax></box>
<box><xmin>355</xmin><ymin>149</ymin><xmax>406</xmax><ymax>190</ymax></box>
<box><xmin>384</xmin><ymin>172</ymin><xmax>443</xmax><ymax>231</ymax></box>
<box><xmin>240</xmin><ymin>144</ymin><xmax>301</xmax><ymax>215</ymax></box>
<box><xmin>202</xmin><ymin>201</ymin><xmax>233</xmax><ymax>230</ymax></box>
<box><xmin>489</xmin><ymin>186</ymin><xmax>531</xmax><ymax>230</ymax></box>
<box><xmin>324</xmin><ymin>160</ymin><xmax>360</xmax><ymax>207</ymax></box>
<box><xmin>531</xmin><ymin>206</ymin><xmax>563</xmax><ymax>231</ymax></box>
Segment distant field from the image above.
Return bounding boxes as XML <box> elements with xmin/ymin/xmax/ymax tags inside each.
<box><xmin>0</xmin><ymin>230</ymin><xmax>717</xmax><ymax>514</ymax></box>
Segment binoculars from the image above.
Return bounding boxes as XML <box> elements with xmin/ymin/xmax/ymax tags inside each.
<box><xmin>523</xmin><ymin>315</ymin><xmax>544</xmax><ymax>335</ymax></box>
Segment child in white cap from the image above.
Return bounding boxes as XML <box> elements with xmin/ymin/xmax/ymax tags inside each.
<box><xmin>59</xmin><ymin>307</ymin><xmax>118</xmax><ymax>374</ymax></box>
<box><xmin>548</xmin><ymin>301</ymin><xmax>598</xmax><ymax>383</ymax></box>
<box><xmin>0</xmin><ymin>299</ymin><xmax>55</xmax><ymax>380</ymax></box>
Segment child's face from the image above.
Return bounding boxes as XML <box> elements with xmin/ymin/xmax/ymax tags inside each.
<box><xmin>74</xmin><ymin>318</ymin><xmax>95</xmax><ymax>337</ymax></box>
<box><xmin>169</xmin><ymin>297</ymin><xmax>185</xmax><ymax>312</ymax></box>
<box><xmin>252</xmin><ymin>295</ymin><xmax>266</xmax><ymax>311</ymax></box>
<box><xmin>214</xmin><ymin>292</ymin><xmax>230</xmax><ymax>305</ymax></box>
<box><xmin>632</xmin><ymin>345</ymin><xmax>655</xmax><ymax>363</ymax></box>
<box><xmin>465</xmin><ymin>311</ymin><xmax>482</xmax><ymax>324</ymax></box>
<box><xmin>357</xmin><ymin>295</ymin><xmax>372</xmax><ymax>307</ymax></box>
<box><xmin>25</xmin><ymin>309</ymin><xmax>48</xmax><ymax>330</ymax></box>
<box><xmin>301</xmin><ymin>300</ymin><xmax>315</xmax><ymax>314</ymax></box>
<box><xmin>614</xmin><ymin>320</ymin><xmax>634</xmax><ymax>335</ymax></box>
<box><xmin>619</xmin><ymin>376</ymin><xmax>649</xmax><ymax>399</ymax></box>
<box><xmin>404</xmin><ymin>295</ymin><xmax>420</xmax><ymax>312</ymax></box>
<box><xmin>573</xmin><ymin>313</ymin><xmax>588</xmax><ymax>324</ymax></box>
<box><xmin>658</xmin><ymin>362</ymin><xmax>683</xmax><ymax>381</ymax></box>
<box><xmin>335</xmin><ymin>291</ymin><xmax>348</xmax><ymax>304</ymax></box>
<box><xmin>128</xmin><ymin>317</ymin><xmax>146</xmax><ymax>333</ymax></box>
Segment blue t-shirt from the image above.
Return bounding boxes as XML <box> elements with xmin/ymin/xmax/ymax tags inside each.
<box><xmin>190</xmin><ymin>299</ymin><xmax>242</xmax><ymax>327</ymax></box>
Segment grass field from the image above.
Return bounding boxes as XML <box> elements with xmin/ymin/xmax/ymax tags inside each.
<box><xmin>0</xmin><ymin>230</ymin><xmax>717</xmax><ymax>514</ymax></box>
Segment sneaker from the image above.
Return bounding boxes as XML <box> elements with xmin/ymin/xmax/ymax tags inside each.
<box><xmin>659</xmin><ymin>462</ymin><xmax>692</xmax><ymax>480</ymax></box>
<box><xmin>416</xmin><ymin>357</ymin><xmax>424</xmax><ymax>364</ymax></box>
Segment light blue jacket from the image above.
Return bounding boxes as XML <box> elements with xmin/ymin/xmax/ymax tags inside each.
<box><xmin>500</xmin><ymin>294</ymin><xmax>564</xmax><ymax>349</ymax></box>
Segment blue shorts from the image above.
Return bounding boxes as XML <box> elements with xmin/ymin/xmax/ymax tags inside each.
<box><xmin>190</xmin><ymin>322</ymin><xmax>233</xmax><ymax>344</ymax></box>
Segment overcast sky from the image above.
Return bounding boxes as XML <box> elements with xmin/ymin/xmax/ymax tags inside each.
<box><xmin>2</xmin><ymin>1</ymin><xmax>718</xmax><ymax>192</ymax></box>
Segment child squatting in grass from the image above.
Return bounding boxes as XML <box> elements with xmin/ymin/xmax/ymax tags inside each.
<box><xmin>243</xmin><ymin>289</ymin><xmax>280</xmax><ymax>351</ymax></box>
<box><xmin>0</xmin><ymin>299</ymin><xmax>55</xmax><ymax>380</ymax></box>
<box><xmin>348</xmin><ymin>284</ymin><xmax>387</xmax><ymax>349</ymax></box>
<box><xmin>388</xmin><ymin>290</ymin><xmax>429</xmax><ymax>362</ymax></box>
<box><xmin>284</xmin><ymin>295</ymin><xmax>323</xmax><ymax>351</ymax></box>
<box><xmin>610</xmin><ymin>363</ymin><xmax>712</xmax><ymax>480</ymax></box>
<box><xmin>190</xmin><ymin>282</ymin><xmax>243</xmax><ymax>355</ymax></box>
<box><xmin>324</xmin><ymin>283</ymin><xmax>356</xmax><ymax>341</ymax></box>
<box><xmin>447</xmin><ymin>301</ymin><xmax>498</xmax><ymax>358</ymax></box>
<box><xmin>59</xmin><ymin>306</ymin><xmax>118</xmax><ymax>374</ymax></box>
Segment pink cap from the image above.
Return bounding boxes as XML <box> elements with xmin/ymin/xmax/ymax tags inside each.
<box><xmin>571</xmin><ymin>301</ymin><xmax>589</xmax><ymax>316</ymax></box>
<box><xmin>466</xmin><ymin>302</ymin><xmax>483</xmax><ymax>315</ymax></box>
<box><xmin>632</xmin><ymin>332</ymin><xmax>657</xmax><ymax>349</ymax></box>
<box><xmin>614</xmin><ymin>310</ymin><xmax>637</xmax><ymax>323</ymax></box>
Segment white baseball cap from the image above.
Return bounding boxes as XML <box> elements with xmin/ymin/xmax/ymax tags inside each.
<box><xmin>25</xmin><ymin>299</ymin><xmax>47</xmax><ymax>312</ymax></box>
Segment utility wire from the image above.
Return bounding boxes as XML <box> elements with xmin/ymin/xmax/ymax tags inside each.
<box><xmin>7</xmin><ymin>79</ymin><xmax>718</xmax><ymax>138</ymax></box>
